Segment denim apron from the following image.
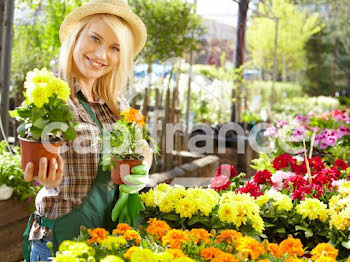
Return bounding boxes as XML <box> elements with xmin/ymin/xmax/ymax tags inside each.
<box><xmin>22</xmin><ymin>93</ymin><xmax>118</xmax><ymax>261</ymax></box>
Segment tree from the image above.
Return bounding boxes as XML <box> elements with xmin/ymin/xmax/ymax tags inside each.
<box><xmin>246</xmin><ymin>0</ymin><xmax>322</xmax><ymax>80</ymax></box>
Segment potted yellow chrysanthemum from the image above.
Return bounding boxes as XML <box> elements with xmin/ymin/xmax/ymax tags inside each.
<box><xmin>9</xmin><ymin>68</ymin><xmax>77</xmax><ymax>176</ymax></box>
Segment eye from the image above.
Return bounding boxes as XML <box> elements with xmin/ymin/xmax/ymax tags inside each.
<box><xmin>91</xmin><ymin>36</ymin><xmax>99</xmax><ymax>42</ymax></box>
<box><xmin>111</xmin><ymin>46</ymin><xmax>120</xmax><ymax>52</ymax></box>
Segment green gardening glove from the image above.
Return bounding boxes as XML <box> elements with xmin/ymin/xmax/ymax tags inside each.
<box><xmin>111</xmin><ymin>163</ymin><xmax>148</xmax><ymax>225</ymax></box>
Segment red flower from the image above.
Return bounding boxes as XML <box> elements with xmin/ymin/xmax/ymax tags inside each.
<box><xmin>291</xmin><ymin>161</ymin><xmax>307</xmax><ymax>176</ymax></box>
<box><xmin>313</xmin><ymin>173</ymin><xmax>333</xmax><ymax>187</ymax></box>
<box><xmin>253</xmin><ymin>170</ymin><xmax>272</xmax><ymax>185</ymax></box>
<box><xmin>284</xmin><ymin>175</ymin><xmax>307</xmax><ymax>190</ymax></box>
<box><xmin>334</xmin><ymin>159</ymin><xmax>348</xmax><ymax>170</ymax></box>
<box><xmin>236</xmin><ymin>181</ymin><xmax>263</xmax><ymax>198</ymax></box>
<box><xmin>215</xmin><ymin>164</ymin><xmax>238</xmax><ymax>178</ymax></box>
<box><xmin>210</xmin><ymin>175</ymin><xmax>231</xmax><ymax>192</ymax></box>
<box><xmin>273</xmin><ymin>153</ymin><xmax>295</xmax><ymax>170</ymax></box>
<box><xmin>309</xmin><ymin>156</ymin><xmax>325</xmax><ymax>172</ymax></box>
<box><xmin>291</xmin><ymin>185</ymin><xmax>312</xmax><ymax>200</ymax></box>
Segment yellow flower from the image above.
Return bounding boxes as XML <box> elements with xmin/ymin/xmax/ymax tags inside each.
<box><xmin>51</xmin><ymin>77</ymin><xmax>70</xmax><ymax>101</ymax></box>
<box><xmin>124</xmin><ymin>246</ymin><xmax>141</xmax><ymax>259</ymax></box>
<box><xmin>154</xmin><ymin>252</ymin><xmax>174</xmax><ymax>262</ymax></box>
<box><xmin>271</xmin><ymin>193</ymin><xmax>293</xmax><ymax>211</ymax></box>
<box><xmin>101</xmin><ymin>255</ymin><xmax>125</xmax><ymax>262</ymax></box>
<box><xmin>173</xmin><ymin>258</ymin><xmax>196</xmax><ymax>262</ymax></box>
<box><xmin>295</xmin><ymin>198</ymin><xmax>328</xmax><ymax>222</ymax></box>
<box><xmin>175</xmin><ymin>197</ymin><xmax>198</xmax><ymax>218</ymax></box>
<box><xmin>315</xmin><ymin>257</ymin><xmax>336</xmax><ymax>262</ymax></box>
<box><xmin>218</xmin><ymin>192</ymin><xmax>263</xmax><ymax>232</ymax></box>
<box><xmin>165</xmin><ymin>248</ymin><xmax>187</xmax><ymax>258</ymax></box>
<box><xmin>52</xmin><ymin>253</ymin><xmax>78</xmax><ymax>262</ymax></box>
<box><xmin>140</xmin><ymin>189</ymin><xmax>156</xmax><ymax>207</ymax></box>
<box><xmin>27</xmin><ymin>81</ymin><xmax>52</xmax><ymax>108</ymax></box>
<box><xmin>256</xmin><ymin>193</ymin><xmax>271</xmax><ymax>206</ymax></box>
<box><xmin>156</xmin><ymin>183</ymin><xmax>171</xmax><ymax>192</ymax></box>
<box><xmin>130</xmin><ymin>248</ymin><xmax>154</xmax><ymax>262</ymax></box>
<box><xmin>339</xmin><ymin>181</ymin><xmax>350</xmax><ymax>196</ymax></box>
<box><xmin>329</xmin><ymin>207</ymin><xmax>350</xmax><ymax>230</ymax></box>
<box><xmin>310</xmin><ymin>243</ymin><xmax>338</xmax><ymax>261</ymax></box>
<box><xmin>58</xmin><ymin>241</ymin><xmax>93</xmax><ymax>256</ymax></box>
<box><xmin>101</xmin><ymin>236</ymin><xmax>127</xmax><ymax>250</ymax></box>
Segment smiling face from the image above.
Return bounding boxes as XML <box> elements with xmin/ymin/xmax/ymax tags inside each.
<box><xmin>72</xmin><ymin>18</ymin><xmax>120</xmax><ymax>84</ymax></box>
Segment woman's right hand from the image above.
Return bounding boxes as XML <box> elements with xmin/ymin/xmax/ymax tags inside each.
<box><xmin>24</xmin><ymin>155</ymin><xmax>64</xmax><ymax>188</ymax></box>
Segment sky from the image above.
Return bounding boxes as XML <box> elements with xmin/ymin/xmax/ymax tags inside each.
<box><xmin>194</xmin><ymin>0</ymin><xmax>238</xmax><ymax>27</ymax></box>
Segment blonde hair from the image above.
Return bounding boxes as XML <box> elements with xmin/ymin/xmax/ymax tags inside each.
<box><xmin>59</xmin><ymin>14</ymin><xmax>134</xmax><ymax>117</ymax></box>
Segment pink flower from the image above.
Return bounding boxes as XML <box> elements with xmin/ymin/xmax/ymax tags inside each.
<box><xmin>292</xmin><ymin>127</ymin><xmax>306</xmax><ymax>142</ymax></box>
<box><xmin>264</xmin><ymin>126</ymin><xmax>279</xmax><ymax>137</ymax></box>
<box><xmin>271</xmin><ymin>171</ymin><xmax>294</xmax><ymax>190</ymax></box>
<box><xmin>276</xmin><ymin>119</ymin><xmax>288</xmax><ymax>128</ymax></box>
<box><xmin>296</xmin><ymin>115</ymin><xmax>310</xmax><ymax>124</ymax></box>
<box><xmin>325</xmin><ymin>136</ymin><xmax>337</xmax><ymax>147</ymax></box>
<box><xmin>210</xmin><ymin>175</ymin><xmax>231</xmax><ymax>192</ymax></box>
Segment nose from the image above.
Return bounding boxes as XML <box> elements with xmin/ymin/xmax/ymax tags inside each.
<box><xmin>94</xmin><ymin>45</ymin><xmax>107</xmax><ymax>62</ymax></box>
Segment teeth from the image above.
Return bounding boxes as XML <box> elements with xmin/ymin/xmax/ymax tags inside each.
<box><xmin>88</xmin><ymin>57</ymin><xmax>104</xmax><ymax>68</ymax></box>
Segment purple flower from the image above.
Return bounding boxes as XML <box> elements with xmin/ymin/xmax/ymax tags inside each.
<box><xmin>264</xmin><ymin>126</ymin><xmax>279</xmax><ymax>137</ymax></box>
<box><xmin>336</xmin><ymin>126</ymin><xmax>350</xmax><ymax>138</ymax></box>
<box><xmin>296</xmin><ymin>115</ymin><xmax>310</xmax><ymax>124</ymax></box>
<box><xmin>334</xmin><ymin>114</ymin><xmax>347</xmax><ymax>122</ymax></box>
<box><xmin>292</xmin><ymin>127</ymin><xmax>306</xmax><ymax>142</ymax></box>
<box><xmin>33</xmin><ymin>181</ymin><xmax>40</xmax><ymax>187</ymax></box>
<box><xmin>320</xmin><ymin>142</ymin><xmax>328</xmax><ymax>149</ymax></box>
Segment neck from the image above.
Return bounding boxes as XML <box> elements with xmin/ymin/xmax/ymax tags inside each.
<box><xmin>78</xmin><ymin>78</ymin><xmax>96</xmax><ymax>102</ymax></box>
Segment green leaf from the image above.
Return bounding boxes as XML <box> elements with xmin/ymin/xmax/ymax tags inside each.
<box><xmin>295</xmin><ymin>226</ymin><xmax>313</xmax><ymax>238</ymax></box>
<box><xmin>9</xmin><ymin>110</ymin><xmax>19</xmax><ymax>118</ymax></box>
<box><xmin>62</xmin><ymin>128</ymin><xmax>76</xmax><ymax>141</ymax></box>
<box><xmin>163</xmin><ymin>213</ymin><xmax>180</xmax><ymax>221</ymax></box>
<box><xmin>274</xmin><ymin>228</ymin><xmax>286</xmax><ymax>234</ymax></box>
<box><xmin>33</xmin><ymin>117</ymin><xmax>48</xmax><ymax>129</ymax></box>
<box><xmin>17</xmin><ymin>123</ymin><xmax>26</xmax><ymax>137</ymax></box>
<box><xmin>30</xmin><ymin>126</ymin><xmax>42</xmax><ymax>140</ymax></box>
<box><xmin>342</xmin><ymin>241</ymin><xmax>350</xmax><ymax>249</ymax></box>
<box><xmin>187</xmin><ymin>214</ymin><xmax>200</xmax><ymax>226</ymax></box>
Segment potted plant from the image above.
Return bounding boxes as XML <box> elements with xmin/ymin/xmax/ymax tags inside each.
<box><xmin>101</xmin><ymin>107</ymin><xmax>154</xmax><ymax>185</ymax></box>
<box><xmin>0</xmin><ymin>141</ymin><xmax>41</xmax><ymax>205</ymax></box>
<box><xmin>9</xmin><ymin>68</ymin><xmax>77</xmax><ymax>176</ymax></box>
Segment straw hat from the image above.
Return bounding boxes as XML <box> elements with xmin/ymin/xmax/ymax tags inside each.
<box><xmin>59</xmin><ymin>0</ymin><xmax>147</xmax><ymax>56</ymax></box>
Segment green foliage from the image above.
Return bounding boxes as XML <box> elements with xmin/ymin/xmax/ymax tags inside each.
<box><xmin>272</xmin><ymin>96</ymin><xmax>339</xmax><ymax>120</ymax></box>
<box><xmin>10</xmin><ymin>91</ymin><xmax>77</xmax><ymax>140</ymax></box>
<box><xmin>0</xmin><ymin>141</ymin><xmax>41</xmax><ymax>207</ymax></box>
<box><xmin>129</xmin><ymin>0</ymin><xmax>205</xmax><ymax>64</ymax></box>
<box><xmin>11</xmin><ymin>0</ymin><xmax>88</xmax><ymax>98</ymax></box>
<box><xmin>247</xmin><ymin>0</ymin><xmax>322</xmax><ymax>76</ymax></box>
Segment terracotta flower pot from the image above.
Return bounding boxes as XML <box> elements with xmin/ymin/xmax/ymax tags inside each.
<box><xmin>19</xmin><ymin>137</ymin><xmax>63</xmax><ymax>177</ymax></box>
<box><xmin>111</xmin><ymin>158</ymin><xmax>143</xmax><ymax>185</ymax></box>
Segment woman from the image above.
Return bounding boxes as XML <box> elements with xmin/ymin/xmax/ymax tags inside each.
<box><xmin>22</xmin><ymin>1</ymin><xmax>150</xmax><ymax>261</ymax></box>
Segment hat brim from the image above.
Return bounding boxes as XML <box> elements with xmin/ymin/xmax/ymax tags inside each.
<box><xmin>59</xmin><ymin>3</ymin><xmax>147</xmax><ymax>56</ymax></box>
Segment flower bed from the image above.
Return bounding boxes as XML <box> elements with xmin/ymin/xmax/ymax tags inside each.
<box><xmin>51</xmin><ymin>219</ymin><xmax>350</xmax><ymax>262</ymax></box>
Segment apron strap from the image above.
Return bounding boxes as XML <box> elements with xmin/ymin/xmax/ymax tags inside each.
<box><xmin>22</xmin><ymin>213</ymin><xmax>34</xmax><ymax>262</ymax></box>
<box><xmin>76</xmin><ymin>91</ymin><xmax>103</xmax><ymax>133</ymax></box>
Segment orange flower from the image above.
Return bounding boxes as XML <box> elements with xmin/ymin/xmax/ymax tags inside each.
<box><xmin>121</xmin><ymin>108</ymin><xmax>145</xmax><ymax>127</ymax></box>
<box><xmin>189</xmin><ymin>228</ymin><xmax>212</xmax><ymax>244</ymax></box>
<box><xmin>279</xmin><ymin>237</ymin><xmax>304</xmax><ymax>257</ymax></box>
<box><xmin>215</xmin><ymin>229</ymin><xmax>242</xmax><ymax>244</ymax></box>
<box><xmin>211</xmin><ymin>252</ymin><xmax>239</xmax><ymax>262</ymax></box>
<box><xmin>165</xmin><ymin>248</ymin><xmax>187</xmax><ymax>258</ymax></box>
<box><xmin>122</xmin><ymin>229</ymin><xmax>141</xmax><ymax>244</ymax></box>
<box><xmin>267</xmin><ymin>243</ymin><xmax>283</xmax><ymax>258</ymax></box>
<box><xmin>87</xmin><ymin>228</ymin><xmax>108</xmax><ymax>244</ymax></box>
<box><xmin>124</xmin><ymin>246</ymin><xmax>141</xmax><ymax>259</ymax></box>
<box><xmin>347</xmin><ymin>256</ymin><xmax>350</xmax><ymax>262</ymax></box>
<box><xmin>311</xmin><ymin>243</ymin><xmax>338</xmax><ymax>261</ymax></box>
<box><xmin>162</xmin><ymin>229</ymin><xmax>190</xmax><ymax>249</ymax></box>
<box><xmin>235</xmin><ymin>236</ymin><xmax>265</xmax><ymax>260</ymax></box>
<box><xmin>112</xmin><ymin>223</ymin><xmax>132</xmax><ymax>235</ymax></box>
<box><xmin>146</xmin><ymin>218</ymin><xmax>170</xmax><ymax>240</ymax></box>
<box><xmin>200</xmin><ymin>247</ymin><xmax>223</xmax><ymax>260</ymax></box>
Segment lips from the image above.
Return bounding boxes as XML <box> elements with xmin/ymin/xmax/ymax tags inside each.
<box><xmin>86</xmin><ymin>56</ymin><xmax>106</xmax><ymax>69</ymax></box>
